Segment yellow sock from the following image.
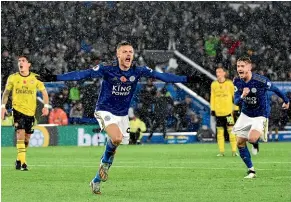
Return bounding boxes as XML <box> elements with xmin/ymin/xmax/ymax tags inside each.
<box><xmin>217</xmin><ymin>127</ymin><xmax>225</xmax><ymax>153</ymax></box>
<box><xmin>17</xmin><ymin>140</ymin><xmax>26</xmax><ymax>164</ymax></box>
<box><xmin>228</xmin><ymin>127</ymin><xmax>237</xmax><ymax>152</ymax></box>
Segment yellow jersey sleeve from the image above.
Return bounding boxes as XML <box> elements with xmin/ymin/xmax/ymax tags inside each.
<box><xmin>36</xmin><ymin>79</ymin><xmax>46</xmax><ymax>91</ymax></box>
<box><xmin>5</xmin><ymin>74</ymin><xmax>14</xmax><ymax>91</ymax></box>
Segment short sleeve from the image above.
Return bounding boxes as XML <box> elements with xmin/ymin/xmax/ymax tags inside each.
<box><xmin>36</xmin><ymin>79</ymin><xmax>46</xmax><ymax>91</ymax></box>
<box><xmin>5</xmin><ymin>75</ymin><xmax>14</xmax><ymax>91</ymax></box>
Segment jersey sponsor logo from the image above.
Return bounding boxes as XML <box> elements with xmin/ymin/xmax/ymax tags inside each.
<box><xmin>92</xmin><ymin>65</ymin><xmax>100</xmax><ymax>71</ymax></box>
<box><xmin>120</xmin><ymin>76</ymin><xmax>127</xmax><ymax>83</ymax></box>
<box><xmin>244</xmin><ymin>96</ymin><xmax>257</xmax><ymax>105</ymax></box>
<box><xmin>112</xmin><ymin>85</ymin><xmax>132</xmax><ymax>96</ymax></box>
<box><xmin>15</xmin><ymin>86</ymin><xmax>34</xmax><ymax>94</ymax></box>
<box><xmin>251</xmin><ymin>88</ymin><xmax>257</xmax><ymax>93</ymax></box>
<box><xmin>129</xmin><ymin>76</ymin><xmax>135</xmax><ymax>82</ymax></box>
<box><xmin>104</xmin><ymin>115</ymin><xmax>111</xmax><ymax>121</ymax></box>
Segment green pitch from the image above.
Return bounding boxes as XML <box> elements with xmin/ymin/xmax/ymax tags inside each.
<box><xmin>1</xmin><ymin>143</ymin><xmax>291</xmax><ymax>202</ymax></box>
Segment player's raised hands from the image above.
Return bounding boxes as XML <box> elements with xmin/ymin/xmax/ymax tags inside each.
<box><xmin>282</xmin><ymin>102</ymin><xmax>289</xmax><ymax>110</ymax></box>
<box><xmin>242</xmin><ymin>87</ymin><xmax>250</xmax><ymax>98</ymax></box>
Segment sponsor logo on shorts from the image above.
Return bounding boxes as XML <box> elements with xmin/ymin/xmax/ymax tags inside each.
<box><xmin>104</xmin><ymin>115</ymin><xmax>111</xmax><ymax>121</ymax></box>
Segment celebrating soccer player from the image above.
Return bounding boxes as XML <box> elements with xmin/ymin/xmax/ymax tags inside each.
<box><xmin>232</xmin><ymin>56</ymin><xmax>289</xmax><ymax>178</ymax></box>
<box><xmin>1</xmin><ymin>55</ymin><xmax>49</xmax><ymax>171</ymax></box>
<box><xmin>211</xmin><ymin>66</ymin><xmax>239</xmax><ymax>157</ymax></box>
<box><xmin>41</xmin><ymin>41</ymin><xmax>198</xmax><ymax>194</ymax></box>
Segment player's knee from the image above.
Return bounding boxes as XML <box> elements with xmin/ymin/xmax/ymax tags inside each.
<box><xmin>111</xmin><ymin>134</ymin><xmax>123</xmax><ymax>145</ymax></box>
<box><xmin>236</xmin><ymin>138</ymin><xmax>246</xmax><ymax>148</ymax></box>
<box><xmin>16</xmin><ymin>129</ymin><xmax>26</xmax><ymax>140</ymax></box>
<box><xmin>248</xmin><ymin>136</ymin><xmax>258</xmax><ymax>144</ymax></box>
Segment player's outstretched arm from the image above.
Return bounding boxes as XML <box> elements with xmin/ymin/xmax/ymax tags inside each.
<box><xmin>40</xmin><ymin>65</ymin><xmax>104</xmax><ymax>82</ymax></box>
<box><xmin>268</xmin><ymin>83</ymin><xmax>289</xmax><ymax>109</ymax></box>
<box><xmin>141</xmin><ymin>67</ymin><xmax>199</xmax><ymax>83</ymax></box>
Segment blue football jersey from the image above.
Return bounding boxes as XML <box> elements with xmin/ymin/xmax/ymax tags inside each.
<box><xmin>234</xmin><ymin>73</ymin><xmax>289</xmax><ymax>118</ymax></box>
<box><xmin>56</xmin><ymin>63</ymin><xmax>187</xmax><ymax>116</ymax></box>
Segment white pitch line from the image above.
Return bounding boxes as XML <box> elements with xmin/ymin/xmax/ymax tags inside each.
<box><xmin>1</xmin><ymin>164</ymin><xmax>291</xmax><ymax>172</ymax></box>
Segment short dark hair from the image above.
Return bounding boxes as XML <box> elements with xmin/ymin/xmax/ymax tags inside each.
<box><xmin>18</xmin><ymin>55</ymin><xmax>31</xmax><ymax>63</ymax></box>
<box><xmin>117</xmin><ymin>41</ymin><xmax>132</xmax><ymax>50</ymax></box>
<box><xmin>237</xmin><ymin>56</ymin><xmax>252</xmax><ymax>64</ymax></box>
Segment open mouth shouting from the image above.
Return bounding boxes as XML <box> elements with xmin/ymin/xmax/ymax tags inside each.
<box><xmin>238</xmin><ymin>71</ymin><xmax>244</xmax><ymax>76</ymax></box>
<box><xmin>125</xmin><ymin>57</ymin><xmax>131</xmax><ymax>63</ymax></box>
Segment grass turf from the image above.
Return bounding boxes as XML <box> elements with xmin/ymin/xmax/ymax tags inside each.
<box><xmin>1</xmin><ymin>143</ymin><xmax>291</xmax><ymax>202</ymax></box>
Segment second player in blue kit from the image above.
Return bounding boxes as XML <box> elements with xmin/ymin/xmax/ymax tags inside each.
<box><xmin>233</xmin><ymin>56</ymin><xmax>289</xmax><ymax>178</ymax></box>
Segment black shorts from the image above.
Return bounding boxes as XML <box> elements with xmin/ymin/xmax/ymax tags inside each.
<box><xmin>13</xmin><ymin>109</ymin><xmax>35</xmax><ymax>134</ymax></box>
<box><xmin>216</xmin><ymin>114</ymin><xmax>234</xmax><ymax>127</ymax></box>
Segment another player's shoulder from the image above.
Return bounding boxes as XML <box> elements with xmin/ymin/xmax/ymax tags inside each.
<box><xmin>30</xmin><ymin>72</ymin><xmax>40</xmax><ymax>78</ymax></box>
<box><xmin>252</xmin><ymin>73</ymin><xmax>269</xmax><ymax>84</ymax></box>
<box><xmin>8</xmin><ymin>72</ymin><xmax>20</xmax><ymax>78</ymax></box>
<box><xmin>211</xmin><ymin>80</ymin><xmax>219</xmax><ymax>87</ymax></box>
<box><xmin>7</xmin><ymin>72</ymin><xmax>21</xmax><ymax>82</ymax></box>
<box><xmin>232</xmin><ymin>77</ymin><xmax>241</xmax><ymax>85</ymax></box>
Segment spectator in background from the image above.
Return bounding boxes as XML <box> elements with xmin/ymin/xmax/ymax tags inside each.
<box><xmin>54</xmin><ymin>87</ymin><xmax>70</xmax><ymax>114</ymax></box>
<box><xmin>69</xmin><ymin>102</ymin><xmax>84</xmax><ymax>124</ymax></box>
<box><xmin>69</xmin><ymin>81</ymin><xmax>81</xmax><ymax>103</ymax></box>
<box><xmin>138</xmin><ymin>78</ymin><xmax>157</xmax><ymax>129</ymax></box>
<box><xmin>147</xmin><ymin>88</ymin><xmax>174</xmax><ymax>141</ymax></box>
<box><xmin>268</xmin><ymin>95</ymin><xmax>282</xmax><ymax>141</ymax></box>
<box><xmin>81</xmin><ymin>78</ymin><xmax>101</xmax><ymax>118</ymax></box>
<box><xmin>70</xmin><ymin>102</ymin><xmax>84</xmax><ymax>119</ymax></box>
<box><xmin>174</xmin><ymin>95</ymin><xmax>194</xmax><ymax>131</ymax></box>
<box><xmin>186</xmin><ymin>112</ymin><xmax>201</xmax><ymax>132</ymax></box>
<box><xmin>128</xmin><ymin>108</ymin><xmax>147</xmax><ymax>144</ymax></box>
<box><xmin>1</xmin><ymin>50</ymin><xmax>14</xmax><ymax>89</ymax></box>
<box><xmin>49</xmin><ymin>106</ymin><xmax>68</xmax><ymax>125</ymax></box>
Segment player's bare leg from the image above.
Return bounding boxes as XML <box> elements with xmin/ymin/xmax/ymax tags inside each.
<box><xmin>91</xmin><ymin>123</ymin><xmax>122</xmax><ymax>194</ymax></box>
<box><xmin>249</xmin><ymin>129</ymin><xmax>262</xmax><ymax>155</ymax></box>
<box><xmin>16</xmin><ymin>129</ymin><xmax>28</xmax><ymax>171</ymax></box>
<box><xmin>98</xmin><ymin>124</ymin><xmax>122</xmax><ymax>181</ymax></box>
<box><xmin>25</xmin><ymin>134</ymin><xmax>31</xmax><ymax>149</ymax></box>
<box><xmin>237</xmin><ymin>136</ymin><xmax>256</xmax><ymax>178</ymax></box>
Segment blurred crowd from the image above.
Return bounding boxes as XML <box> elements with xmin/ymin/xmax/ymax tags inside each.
<box><xmin>1</xmin><ymin>1</ymin><xmax>291</xmax><ymax>131</ymax></box>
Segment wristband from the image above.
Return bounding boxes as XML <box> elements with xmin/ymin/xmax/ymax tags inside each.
<box><xmin>1</xmin><ymin>104</ymin><xmax>6</xmax><ymax>108</ymax></box>
<box><xmin>44</xmin><ymin>104</ymin><xmax>50</xmax><ymax>108</ymax></box>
